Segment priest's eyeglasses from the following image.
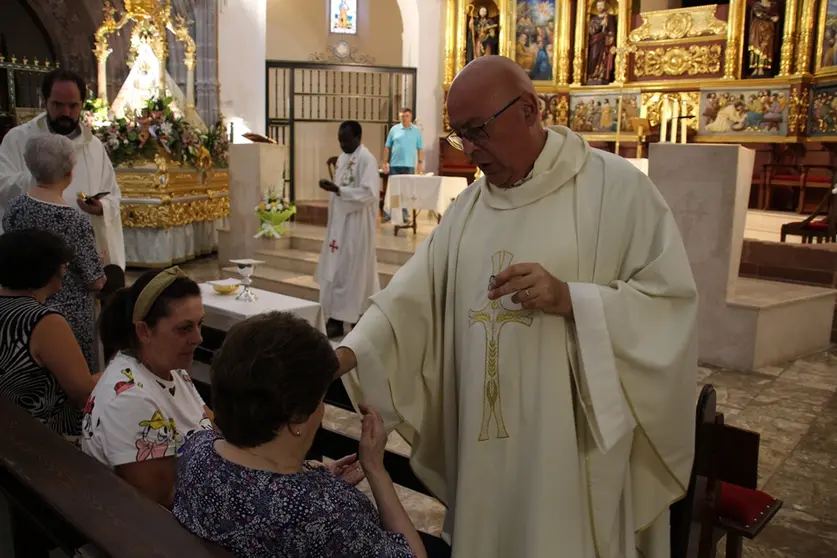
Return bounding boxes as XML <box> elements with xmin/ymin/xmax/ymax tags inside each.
<box><xmin>445</xmin><ymin>95</ymin><xmax>522</xmax><ymax>151</ymax></box>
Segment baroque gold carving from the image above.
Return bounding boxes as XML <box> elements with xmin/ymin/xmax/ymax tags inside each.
<box><xmin>121</xmin><ymin>196</ymin><xmax>230</xmax><ymax>229</ymax></box>
<box><xmin>633</xmin><ymin>45</ymin><xmax>722</xmax><ymax>77</ymax></box>
<box><xmin>629</xmin><ymin>6</ymin><xmax>727</xmax><ymax>43</ymax></box>
<box><xmin>788</xmin><ymin>88</ymin><xmax>809</xmax><ymax>134</ymax></box>
<box><xmin>556</xmin><ymin>96</ymin><xmax>569</xmax><ymax>127</ymax></box>
<box><xmin>641</xmin><ymin>91</ymin><xmax>700</xmax><ymax>130</ymax></box>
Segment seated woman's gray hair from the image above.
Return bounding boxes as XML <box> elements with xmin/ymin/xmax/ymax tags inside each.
<box><xmin>24</xmin><ymin>134</ymin><xmax>76</xmax><ymax>185</ymax></box>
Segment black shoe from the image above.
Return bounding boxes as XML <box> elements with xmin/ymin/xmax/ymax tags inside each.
<box><xmin>326</xmin><ymin>319</ymin><xmax>344</xmax><ymax>339</ymax></box>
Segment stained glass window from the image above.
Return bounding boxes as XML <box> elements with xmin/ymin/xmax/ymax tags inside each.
<box><xmin>329</xmin><ymin>0</ymin><xmax>357</xmax><ymax>35</ymax></box>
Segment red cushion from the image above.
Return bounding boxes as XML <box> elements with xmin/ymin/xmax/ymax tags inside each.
<box><xmin>773</xmin><ymin>174</ymin><xmax>801</xmax><ymax>180</ymax></box>
<box><xmin>806</xmin><ymin>176</ymin><xmax>831</xmax><ymax>183</ymax></box>
<box><xmin>786</xmin><ymin>219</ymin><xmax>828</xmax><ymax>229</ymax></box>
<box><xmin>718</xmin><ymin>482</ymin><xmax>776</xmax><ymax>526</ymax></box>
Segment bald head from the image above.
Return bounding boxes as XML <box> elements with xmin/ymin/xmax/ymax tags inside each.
<box><xmin>450</xmin><ymin>56</ymin><xmax>536</xmax><ymax>101</ymax></box>
<box><xmin>446</xmin><ymin>56</ymin><xmax>546</xmax><ymax>188</ymax></box>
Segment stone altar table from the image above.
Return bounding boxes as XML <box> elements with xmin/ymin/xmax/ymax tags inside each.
<box><xmin>650</xmin><ymin>143</ymin><xmax>836</xmax><ymax>370</ymax></box>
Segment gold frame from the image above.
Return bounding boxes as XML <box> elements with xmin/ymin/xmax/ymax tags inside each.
<box><xmin>443</xmin><ymin>0</ymin><xmax>573</xmax><ymax>90</ymax></box>
<box><xmin>507</xmin><ymin>0</ymin><xmax>565</xmax><ymax>89</ymax></box>
<box><xmin>815</xmin><ymin>0</ymin><xmax>837</xmax><ymax>77</ymax></box>
<box><xmin>572</xmin><ymin>0</ymin><xmax>629</xmax><ymax>86</ymax></box>
<box><xmin>452</xmin><ymin>0</ymin><xmax>511</xmax><ymax>79</ymax></box>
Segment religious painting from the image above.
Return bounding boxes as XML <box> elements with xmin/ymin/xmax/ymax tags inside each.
<box><xmin>585</xmin><ymin>0</ymin><xmax>617</xmax><ymax>86</ymax></box>
<box><xmin>816</xmin><ymin>0</ymin><xmax>837</xmax><ymax>74</ymax></box>
<box><xmin>744</xmin><ymin>0</ymin><xmax>781</xmax><ymax>78</ymax></box>
<box><xmin>538</xmin><ymin>94</ymin><xmax>568</xmax><ymax>127</ymax></box>
<box><xmin>466</xmin><ymin>1</ymin><xmax>501</xmax><ymax>64</ymax></box>
<box><xmin>807</xmin><ymin>84</ymin><xmax>837</xmax><ymax>136</ymax></box>
<box><xmin>513</xmin><ymin>0</ymin><xmax>557</xmax><ymax>83</ymax></box>
<box><xmin>569</xmin><ymin>91</ymin><xmax>640</xmax><ymax>135</ymax></box>
<box><xmin>329</xmin><ymin>0</ymin><xmax>357</xmax><ymax>35</ymax></box>
<box><xmin>698</xmin><ymin>87</ymin><xmax>789</xmax><ymax>137</ymax></box>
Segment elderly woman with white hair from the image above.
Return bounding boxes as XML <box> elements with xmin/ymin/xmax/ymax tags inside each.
<box><xmin>3</xmin><ymin>134</ymin><xmax>105</xmax><ymax>372</ymax></box>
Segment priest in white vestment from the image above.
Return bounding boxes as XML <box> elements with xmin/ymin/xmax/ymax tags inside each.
<box><xmin>0</xmin><ymin>70</ymin><xmax>125</xmax><ymax>269</ymax></box>
<box><xmin>315</xmin><ymin>120</ymin><xmax>381</xmax><ymax>339</ymax></box>
<box><xmin>334</xmin><ymin>57</ymin><xmax>697</xmax><ymax>558</ymax></box>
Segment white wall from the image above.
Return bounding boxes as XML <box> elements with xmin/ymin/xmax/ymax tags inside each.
<box><xmin>410</xmin><ymin>0</ymin><xmax>445</xmax><ymax>175</ymax></box>
<box><xmin>218</xmin><ymin>0</ymin><xmax>267</xmax><ymax>142</ymax></box>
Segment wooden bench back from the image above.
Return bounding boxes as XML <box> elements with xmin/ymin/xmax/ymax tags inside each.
<box><xmin>0</xmin><ymin>396</ymin><xmax>233</xmax><ymax>558</ymax></box>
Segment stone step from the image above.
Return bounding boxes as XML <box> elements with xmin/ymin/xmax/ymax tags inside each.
<box><xmin>257</xmin><ymin>234</ymin><xmax>415</xmax><ymax>266</ymax></box>
<box><xmin>255</xmin><ymin>248</ymin><xmax>400</xmax><ymax>287</ymax></box>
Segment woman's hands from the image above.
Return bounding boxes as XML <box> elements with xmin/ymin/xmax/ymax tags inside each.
<box><xmin>327</xmin><ymin>453</ymin><xmax>365</xmax><ymax>486</ymax></box>
<box><xmin>358</xmin><ymin>404</ymin><xmax>387</xmax><ymax>475</ymax></box>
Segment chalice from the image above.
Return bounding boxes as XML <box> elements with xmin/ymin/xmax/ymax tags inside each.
<box><xmin>229</xmin><ymin>259</ymin><xmax>265</xmax><ymax>302</ymax></box>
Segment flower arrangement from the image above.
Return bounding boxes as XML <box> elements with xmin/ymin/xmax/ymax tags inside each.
<box><xmin>254</xmin><ymin>186</ymin><xmax>295</xmax><ymax>239</ymax></box>
<box><xmin>84</xmin><ymin>94</ymin><xmax>230</xmax><ymax>170</ymax></box>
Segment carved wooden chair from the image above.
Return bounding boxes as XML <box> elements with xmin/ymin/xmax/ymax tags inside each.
<box><xmin>798</xmin><ymin>164</ymin><xmax>836</xmax><ymax>214</ymax></box>
<box><xmin>759</xmin><ymin>163</ymin><xmax>803</xmax><ymax>211</ymax></box>
<box><xmin>781</xmin><ymin>184</ymin><xmax>837</xmax><ymax>243</ymax></box>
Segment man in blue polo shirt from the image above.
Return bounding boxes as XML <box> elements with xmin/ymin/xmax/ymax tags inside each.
<box><xmin>382</xmin><ymin>107</ymin><xmax>423</xmax><ymax>223</ymax></box>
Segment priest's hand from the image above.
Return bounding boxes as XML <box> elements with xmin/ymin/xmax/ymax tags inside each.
<box><xmin>77</xmin><ymin>197</ymin><xmax>104</xmax><ymax>216</ymax></box>
<box><xmin>488</xmin><ymin>263</ymin><xmax>573</xmax><ymax>317</ymax></box>
<box><xmin>318</xmin><ymin>179</ymin><xmax>339</xmax><ymax>194</ymax></box>
<box><xmin>335</xmin><ymin>346</ymin><xmax>357</xmax><ymax>378</ymax></box>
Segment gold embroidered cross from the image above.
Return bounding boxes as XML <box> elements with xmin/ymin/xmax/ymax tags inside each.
<box><xmin>469</xmin><ymin>250</ymin><xmax>534</xmax><ymax>441</ymax></box>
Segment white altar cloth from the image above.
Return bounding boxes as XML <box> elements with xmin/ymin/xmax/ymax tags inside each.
<box><xmin>384</xmin><ymin>175</ymin><xmax>469</xmax><ymax>225</ymax></box>
<box><xmin>199</xmin><ymin>284</ymin><xmax>326</xmax><ymax>334</ymax></box>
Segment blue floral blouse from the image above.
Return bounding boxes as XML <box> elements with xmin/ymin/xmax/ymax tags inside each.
<box><xmin>173</xmin><ymin>430</ymin><xmax>414</xmax><ymax>558</ymax></box>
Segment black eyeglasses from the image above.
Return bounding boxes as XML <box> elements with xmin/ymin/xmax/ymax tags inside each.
<box><xmin>445</xmin><ymin>95</ymin><xmax>522</xmax><ymax>151</ymax></box>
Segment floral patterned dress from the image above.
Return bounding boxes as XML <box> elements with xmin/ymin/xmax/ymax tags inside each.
<box><xmin>3</xmin><ymin>195</ymin><xmax>104</xmax><ymax>372</ymax></box>
<box><xmin>173</xmin><ymin>430</ymin><xmax>414</xmax><ymax>558</ymax></box>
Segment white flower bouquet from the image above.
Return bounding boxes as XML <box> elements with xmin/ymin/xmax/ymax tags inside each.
<box><xmin>254</xmin><ymin>186</ymin><xmax>295</xmax><ymax>239</ymax></box>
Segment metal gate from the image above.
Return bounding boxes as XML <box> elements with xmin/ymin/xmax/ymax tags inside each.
<box><xmin>265</xmin><ymin>61</ymin><xmax>417</xmax><ymax>202</ymax></box>
<box><xmin>0</xmin><ymin>56</ymin><xmax>52</xmax><ymax>141</ymax></box>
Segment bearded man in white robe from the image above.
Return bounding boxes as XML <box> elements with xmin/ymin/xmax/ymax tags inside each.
<box><xmin>334</xmin><ymin>56</ymin><xmax>697</xmax><ymax>557</ymax></box>
<box><xmin>316</xmin><ymin>120</ymin><xmax>381</xmax><ymax>339</ymax></box>
<box><xmin>0</xmin><ymin>69</ymin><xmax>125</xmax><ymax>269</ymax></box>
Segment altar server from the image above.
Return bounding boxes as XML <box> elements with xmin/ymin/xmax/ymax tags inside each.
<box><xmin>334</xmin><ymin>56</ymin><xmax>698</xmax><ymax>557</ymax></box>
<box><xmin>0</xmin><ymin>69</ymin><xmax>125</xmax><ymax>269</ymax></box>
<box><xmin>316</xmin><ymin>120</ymin><xmax>381</xmax><ymax>339</ymax></box>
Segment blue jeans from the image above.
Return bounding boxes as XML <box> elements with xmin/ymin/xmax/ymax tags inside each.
<box><xmin>384</xmin><ymin>166</ymin><xmax>414</xmax><ymax>222</ymax></box>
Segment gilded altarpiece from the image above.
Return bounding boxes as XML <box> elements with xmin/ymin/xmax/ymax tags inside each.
<box><xmin>440</xmin><ymin>0</ymin><xmax>837</xmax><ymax>154</ymax></box>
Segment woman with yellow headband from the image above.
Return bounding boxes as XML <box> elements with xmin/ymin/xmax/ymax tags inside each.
<box><xmin>81</xmin><ymin>267</ymin><xmax>214</xmax><ymax>508</ymax></box>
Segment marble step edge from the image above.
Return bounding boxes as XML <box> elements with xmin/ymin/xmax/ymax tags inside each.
<box><xmin>728</xmin><ymin>277</ymin><xmax>837</xmax><ymax>311</ymax></box>
<box><xmin>255</xmin><ymin>248</ymin><xmax>401</xmax><ymax>279</ymax></box>
<box><xmin>259</xmin><ymin>234</ymin><xmax>416</xmax><ymax>266</ymax></box>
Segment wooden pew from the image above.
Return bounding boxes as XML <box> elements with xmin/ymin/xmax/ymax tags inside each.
<box><xmin>0</xmin><ymin>396</ymin><xmax>233</xmax><ymax>558</ymax></box>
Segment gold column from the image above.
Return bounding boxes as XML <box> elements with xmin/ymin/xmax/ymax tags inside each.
<box><xmin>557</xmin><ymin>0</ymin><xmax>573</xmax><ymax>85</ymax></box>
<box><xmin>572</xmin><ymin>0</ymin><xmax>588</xmax><ymax>84</ymax></box>
<box><xmin>444</xmin><ymin>0</ymin><xmax>456</xmax><ymax>85</ymax></box>
<box><xmin>724</xmin><ymin>0</ymin><xmax>745</xmax><ymax>79</ymax></box>
<box><xmin>795</xmin><ymin>0</ymin><xmax>817</xmax><ymax>74</ymax></box>
<box><xmin>612</xmin><ymin>0</ymin><xmax>631</xmax><ymax>84</ymax></box>
<box><xmin>778</xmin><ymin>0</ymin><xmax>799</xmax><ymax>76</ymax></box>
<box><xmin>456</xmin><ymin>0</ymin><xmax>467</xmax><ymax>75</ymax></box>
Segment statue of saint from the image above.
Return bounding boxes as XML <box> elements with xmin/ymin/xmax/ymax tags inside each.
<box><xmin>585</xmin><ymin>0</ymin><xmax>617</xmax><ymax>85</ymax></box>
<box><xmin>747</xmin><ymin>0</ymin><xmax>780</xmax><ymax>77</ymax></box>
<box><xmin>466</xmin><ymin>4</ymin><xmax>500</xmax><ymax>64</ymax></box>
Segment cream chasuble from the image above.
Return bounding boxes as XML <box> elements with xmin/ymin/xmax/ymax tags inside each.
<box><xmin>0</xmin><ymin>113</ymin><xmax>126</xmax><ymax>269</ymax></box>
<box><xmin>340</xmin><ymin>127</ymin><xmax>697</xmax><ymax>558</ymax></box>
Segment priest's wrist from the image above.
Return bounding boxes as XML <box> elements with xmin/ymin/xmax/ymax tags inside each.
<box><xmin>335</xmin><ymin>347</ymin><xmax>357</xmax><ymax>378</ymax></box>
<box><xmin>548</xmin><ymin>280</ymin><xmax>573</xmax><ymax>318</ymax></box>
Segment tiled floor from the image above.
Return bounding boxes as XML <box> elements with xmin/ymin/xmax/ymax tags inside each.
<box><xmin>156</xmin><ymin>249</ymin><xmax>837</xmax><ymax>557</ymax></box>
